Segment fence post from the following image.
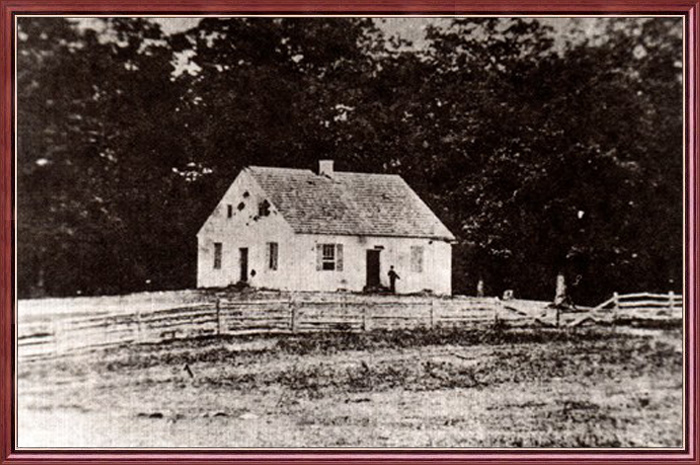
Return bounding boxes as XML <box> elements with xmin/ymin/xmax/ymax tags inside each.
<box><xmin>476</xmin><ymin>279</ymin><xmax>485</xmax><ymax>298</ymax></box>
<box><xmin>430</xmin><ymin>298</ymin><xmax>435</xmax><ymax>330</ymax></box>
<box><xmin>215</xmin><ymin>298</ymin><xmax>221</xmax><ymax>336</ymax></box>
<box><xmin>289</xmin><ymin>293</ymin><xmax>297</xmax><ymax>333</ymax></box>
<box><xmin>669</xmin><ymin>290</ymin><xmax>675</xmax><ymax>311</ymax></box>
<box><xmin>52</xmin><ymin>318</ymin><xmax>59</xmax><ymax>357</ymax></box>
<box><xmin>494</xmin><ymin>299</ymin><xmax>500</xmax><ymax>328</ymax></box>
<box><xmin>612</xmin><ymin>292</ymin><xmax>619</xmax><ymax>331</ymax></box>
<box><xmin>364</xmin><ymin>305</ymin><xmax>372</xmax><ymax>332</ymax></box>
<box><xmin>136</xmin><ymin>307</ymin><xmax>143</xmax><ymax>343</ymax></box>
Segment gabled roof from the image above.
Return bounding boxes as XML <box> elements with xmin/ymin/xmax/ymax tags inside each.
<box><xmin>245</xmin><ymin>166</ymin><xmax>455</xmax><ymax>241</ymax></box>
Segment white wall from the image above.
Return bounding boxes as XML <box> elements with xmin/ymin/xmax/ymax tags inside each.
<box><xmin>290</xmin><ymin>234</ymin><xmax>452</xmax><ymax>295</ymax></box>
<box><xmin>197</xmin><ymin>171</ymin><xmax>296</xmax><ymax>289</ymax></box>
<box><xmin>197</xmin><ymin>171</ymin><xmax>452</xmax><ymax>294</ymax></box>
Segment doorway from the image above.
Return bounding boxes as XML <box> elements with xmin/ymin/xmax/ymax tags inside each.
<box><xmin>366</xmin><ymin>249</ymin><xmax>381</xmax><ymax>288</ymax></box>
<box><xmin>239</xmin><ymin>247</ymin><xmax>248</xmax><ymax>282</ymax></box>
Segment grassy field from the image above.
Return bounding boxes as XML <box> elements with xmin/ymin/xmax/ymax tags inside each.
<box><xmin>17</xmin><ymin>325</ymin><xmax>683</xmax><ymax>448</ymax></box>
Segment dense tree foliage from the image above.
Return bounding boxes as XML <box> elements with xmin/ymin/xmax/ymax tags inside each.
<box><xmin>16</xmin><ymin>17</ymin><xmax>683</xmax><ymax>304</ymax></box>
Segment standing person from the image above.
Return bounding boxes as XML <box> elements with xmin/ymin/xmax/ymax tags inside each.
<box><xmin>388</xmin><ymin>266</ymin><xmax>400</xmax><ymax>293</ymax></box>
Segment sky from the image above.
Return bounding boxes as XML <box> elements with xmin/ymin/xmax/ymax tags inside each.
<box><xmin>148</xmin><ymin>17</ymin><xmax>447</xmax><ymax>37</ymax></box>
<box><xmin>147</xmin><ymin>17</ymin><xmax>608</xmax><ymax>39</ymax></box>
<box><xmin>71</xmin><ymin>16</ymin><xmax>646</xmax><ymax>76</ymax></box>
<box><xmin>141</xmin><ymin>16</ymin><xmax>597</xmax><ymax>45</ymax></box>
<box><xmin>77</xmin><ymin>17</ymin><xmax>451</xmax><ymax>44</ymax></box>
<box><xmin>78</xmin><ymin>16</ymin><xmax>445</xmax><ymax>39</ymax></box>
<box><xmin>71</xmin><ymin>17</ymin><xmax>639</xmax><ymax>53</ymax></box>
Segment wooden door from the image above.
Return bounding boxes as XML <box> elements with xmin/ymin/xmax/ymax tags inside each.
<box><xmin>239</xmin><ymin>247</ymin><xmax>248</xmax><ymax>282</ymax></box>
<box><xmin>366</xmin><ymin>250</ymin><xmax>381</xmax><ymax>287</ymax></box>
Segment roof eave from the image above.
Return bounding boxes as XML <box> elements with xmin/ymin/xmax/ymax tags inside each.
<box><xmin>293</xmin><ymin>230</ymin><xmax>456</xmax><ymax>242</ymax></box>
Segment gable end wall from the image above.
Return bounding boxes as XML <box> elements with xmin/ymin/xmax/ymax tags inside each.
<box><xmin>197</xmin><ymin>171</ymin><xmax>295</xmax><ymax>289</ymax></box>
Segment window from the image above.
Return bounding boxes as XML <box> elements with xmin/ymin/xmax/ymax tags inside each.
<box><xmin>227</xmin><ymin>205</ymin><xmax>233</xmax><ymax>218</ymax></box>
<box><xmin>213</xmin><ymin>242</ymin><xmax>223</xmax><ymax>269</ymax></box>
<box><xmin>317</xmin><ymin>244</ymin><xmax>343</xmax><ymax>271</ymax></box>
<box><xmin>322</xmin><ymin>244</ymin><xmax>335</xmax><ymax>270</ymax></box>
<box><xmin>411</xmin><ymin>246</ymin><xmax>424</xmax><ymax>273</ymax></box>
<box><xmin>267</xmin><ymin>242</ymin><xmax>278</xmax><ymax>270</ymax></box>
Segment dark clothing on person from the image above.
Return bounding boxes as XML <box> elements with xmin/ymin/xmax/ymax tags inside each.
<box><xmin>388</xmin><ymin>268</ymin><xmax>400</xmax><ymax>293</ymax></box>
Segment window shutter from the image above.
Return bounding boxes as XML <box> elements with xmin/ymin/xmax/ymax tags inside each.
<box><xmin>266</xmin><ymin>242</ymin><xmax>271</xmax><ymax>269</ymax></box>
<box><xmin>411</xmin><ymin>246</ymin><xmax>424</xmax><ymax>273</ymax></box>
<box><xmin>271</xmin><ymin>243</ymin><xmax>278</xmax><ymax>270</ymax></box>
<box><xmin>336</xmin><ymin>244</ymin><xmax>343</xmax><ymax>271</ymax></box>
<box><xmin>316</xmin><ymin>244</ymin><xmax>323</xmax><ymax>271</ymax></box>
<box><xmin>213</xmin><ymin>242</ymin><xmax>223</xmax><ymax>270</ymax></box>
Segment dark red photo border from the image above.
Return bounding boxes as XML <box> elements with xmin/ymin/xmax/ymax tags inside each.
<box><xmin>0</xmin><ymin>1</ymin><xmax>697</xmax><ymax>463</ymax></box>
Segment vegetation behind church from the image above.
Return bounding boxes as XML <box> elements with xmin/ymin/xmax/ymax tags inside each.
<box><xmin>16</xmin><ymin>17</ymin><xmax>683</xmax><ymax>304</ymax></box>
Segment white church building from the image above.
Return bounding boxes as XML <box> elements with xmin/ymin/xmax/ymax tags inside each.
<box><xmin>197</xmin><ymin>161</ymin><xmax>455</xmax><ymax>295</ymax></box>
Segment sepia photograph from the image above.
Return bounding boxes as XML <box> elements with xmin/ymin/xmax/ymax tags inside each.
<box><xmin>12</xmin><ymin>14</ymin><xmax>686</xmax><ymax>450</ymax></box>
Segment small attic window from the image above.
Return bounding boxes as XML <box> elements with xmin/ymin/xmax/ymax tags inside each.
<box><xmin>227</xmin><ymin>205</ymin><xmax>233</xmax><ymax>218</ymax></box>
<box><xmin>237</xmin><ymin>202</ymin><xmax>245</xmax><ymax>211</ymax></box>
<box><xmin>243</xmin><ymin>191</ymin><xmax>250</xmax><ymax>198</ymax></box>
<box><xmin>259</xmin><ymin>199</ymin><xmax>271</xmax><ymax>217</ymax></box>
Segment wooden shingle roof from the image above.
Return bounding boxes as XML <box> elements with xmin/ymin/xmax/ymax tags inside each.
<box><xmin>246</xmin><ymin>166</ymin><xmax>455</xmax><ymax>241</ymax></box>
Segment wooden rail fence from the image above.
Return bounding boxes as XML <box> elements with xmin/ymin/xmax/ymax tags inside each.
<box><xmin>567</xmin><ymin>291</ymin><xmax>683</xmax><ymax>327</ymax></box>
<box><xmin>17</xmin><ymin>291</ymin><xmax>683</xmax><ymax>359</ymax></box>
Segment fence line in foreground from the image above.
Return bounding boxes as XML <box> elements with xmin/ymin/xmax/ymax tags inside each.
<box><xmin>17</xmin><ymin>291</ymin><xmax>682</xmax><ymax>359</ymax></box>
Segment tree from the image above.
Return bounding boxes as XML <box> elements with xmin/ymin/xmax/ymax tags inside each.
<box><xmin>17</xmin><ymin>18</ymin><xmax>185</xmax><ymax>295</ymax></box>
<box><xmin>164</xmin><ymin>18</ymin><xmax>387</xmax><ymax>228</ymax></box>
<box><xmin>16</xmin><ymin>17</ymin><xmax>683</xmax><ymax>304</ymax></box>
<box><xmin>421</xmin><ymin>17</ymin><xmax>682</xmax><ymax>303</ymax></box>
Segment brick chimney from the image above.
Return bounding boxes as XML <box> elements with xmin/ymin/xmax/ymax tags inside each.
<box><xmin>319</xmin><ymin>160</ymin><xmax>334</xmax><ymax>177</ymax></box>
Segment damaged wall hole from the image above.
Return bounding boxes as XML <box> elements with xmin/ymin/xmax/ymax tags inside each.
<box><xmin>259</xmin><ymin>199</ymin><xmax>271</xmax><ymax>217</ymax></box>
